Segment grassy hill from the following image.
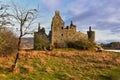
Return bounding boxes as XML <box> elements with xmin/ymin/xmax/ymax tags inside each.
<box><xmin>0</xmin><ymin>49</ymin><xmax>120</xmax><ymax>80</ymax></box>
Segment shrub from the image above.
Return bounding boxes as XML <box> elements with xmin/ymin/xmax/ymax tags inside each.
<box><xmin>0</xmin><ymin>28</ymin><xmax>17</xmax><ymax>55</ymax></box>
<box><xmin>67</xmin><ymin>39</ymin><xmax>95</xmax><ymax>50</ymax></box>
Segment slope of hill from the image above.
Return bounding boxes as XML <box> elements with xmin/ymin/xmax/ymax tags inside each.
<box><xmin>0</xmin><ymin>50</ymin><xmax>120</xmax><ymax>80</ymax></box>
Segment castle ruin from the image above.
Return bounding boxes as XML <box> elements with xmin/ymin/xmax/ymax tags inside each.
<box><xmin>34</xmin><ymin>11</ymin><xmax>95</xmax><ymax>49</ymax></box>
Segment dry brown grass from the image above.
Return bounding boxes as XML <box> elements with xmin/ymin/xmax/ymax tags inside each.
<box><xmin>0</xmin><ymin>74</ymin><xmax>7</xmax><ymax>78</ymax></box>
<box><xmin>45</xmin><ymin>67</ymin><xmax>53</xmax><ymax>73</ymax></box>
<box><xmin>0</xmin><ymin>50</ymin><xmax>119</xmax><ymax>79</ymax></box>
<box><xmin>0</xmin><ymin>50</ymin><xmax>120</xmax><ymax>69</ymax></box>
<box><xmin>23</xmin><ymin>65</ymin><xmax>34</xmax><ymax>72</ymax></box>
<box><xmin>18</xmin><ymin>50</ymin><xmax>120</xmax><ymax>68</ymax></box>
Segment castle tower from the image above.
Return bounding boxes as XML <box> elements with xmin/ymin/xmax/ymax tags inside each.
<box><xmin>51</xmin><ymin>10</ymin><xmax>65</xmax><ymax>47</ymax></box>
<box><xmin>51</xmin><ymin>10</ymin><xmax>64</xmax><ymax>29</ymax></box>
<box><xmin>38</xmin><ymin>23</ymin><xmax>41</xmax><ymax>32</ymax></box>
<box><xmin>87</xmin><ymin>26</ymin><xmax>95</xmax><ymax>42</ymax></box>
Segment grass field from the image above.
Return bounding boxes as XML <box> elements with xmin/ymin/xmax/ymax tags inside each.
<box><xmin>0</xmin><ymin>49</ymin><xmax>120</xmax><ymax>80</ymax></box>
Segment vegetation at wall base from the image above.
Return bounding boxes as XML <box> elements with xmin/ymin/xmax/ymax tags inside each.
<box><xmin>67</xmin><ymin>39</ymin><xmax>96</xmax><ymax>50</ymax></box>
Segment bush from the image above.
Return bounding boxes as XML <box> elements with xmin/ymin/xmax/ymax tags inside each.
<box><xmin>67</xmin><ymin>39</ymin><xmax>95</xmax><ymax>50</ymax></box>
<box><xmin>0</xmin><ymin>28</ymin><xmax>17</xmax><ymax>55</ymax></box>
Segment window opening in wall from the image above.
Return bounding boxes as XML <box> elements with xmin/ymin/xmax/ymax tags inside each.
<box><xmin>61</xmin><ymin>34</ymin><xmax>63</xmax><ymax>36</ymax></box>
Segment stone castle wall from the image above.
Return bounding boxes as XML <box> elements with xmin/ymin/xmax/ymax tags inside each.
<box><xmin>34</xmin><ymin>11</ymin><xmax>95</xmax><ymax>49</ymax></box>
<box><xmin>51</xmin><ymin>11</ymin><xmax>88</xmax><ymax>48</ymax></box>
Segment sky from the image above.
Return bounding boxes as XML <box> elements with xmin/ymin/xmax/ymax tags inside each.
<box><xmin>1</xmin><ymin>0</ymin><xmax>120</xmax><ymax>43</ymax></box>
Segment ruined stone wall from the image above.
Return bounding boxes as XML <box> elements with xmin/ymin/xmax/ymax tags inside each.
<box><xmin>34</xmin><ymin>11</ymin><xmax>95</xmax><ymax>49</ymax></box>
<box><xmin>34</xmin><ymin>23</ymin><xmax>50</xmax><ymax>50</ymax></box>
<box><xmin>51</xmin><ymin>11</ymin><xmax>88</xmax><ymax>48</ymax></box>
<box><xmin>62</xmin><ymin>28</ymin><xmax>88</xmax><ymax>44</ymax></box>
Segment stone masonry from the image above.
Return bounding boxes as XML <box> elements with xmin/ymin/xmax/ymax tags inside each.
<box><xmin>34</xmin><ymin>11</ymin><xmax>95</xmax><ymax>49</ymax></box>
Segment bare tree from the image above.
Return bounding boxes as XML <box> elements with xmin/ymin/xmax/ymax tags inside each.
<box><xmin>0</xmin><ymin>2</ymin><xmax>11</xmax><ymax>28</ymax></box>
<box><xmin>10</xmin><ymin>4</ymin><xmax>38</xmax><ymax>71</ymax></box>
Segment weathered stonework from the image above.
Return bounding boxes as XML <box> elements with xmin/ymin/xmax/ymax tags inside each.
<box><xmin>51</xmin><ymin>11</ymin><xmax>88</xmax><ymax>47</ymax></box>
<box><xmin>34</xmin><ymin>11</ymin><xmax>95</xmax><ymax>49</ymax></box>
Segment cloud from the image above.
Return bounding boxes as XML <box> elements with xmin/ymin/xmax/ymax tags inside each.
<box><xmin>95</xmin><ymin>30</ymin><xmax>120</xmax><ymax>43</ymax></box>
<box><xmin>63</xmin><ymin>0</ymin><xmax>120</xmax><ymax>42</ymax></box>
<box><xmin>40</xmin><ymin>0</ymin><xmax>61</xmax><ymax>10</ymax></box>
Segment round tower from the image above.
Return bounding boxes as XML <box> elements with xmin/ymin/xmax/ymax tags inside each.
<box><xmin>38</xmin><ymin>23</ymin><xmax>41</xmax><ymax>32</ymax></box>
<box><xmin>87</xmin><ymin>26</ymin><xmax>95</xmax><ymax>42</ymax></box>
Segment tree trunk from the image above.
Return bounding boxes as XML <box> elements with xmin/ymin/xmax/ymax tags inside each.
<box><xmin>11</xmin><ymin>35</ymin><xmax>22</xmax><ymax>72</ymax></box>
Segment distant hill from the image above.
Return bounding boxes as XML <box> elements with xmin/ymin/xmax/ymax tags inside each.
<box><xmin>21</xmin><ymin>37</ymin><xmax>34</xmax><ymax>49</ymax></box>
<box><xmin>101</xmin><ymin>42</ymin><xmax>120</xmax><ymax>50</ymax></box>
